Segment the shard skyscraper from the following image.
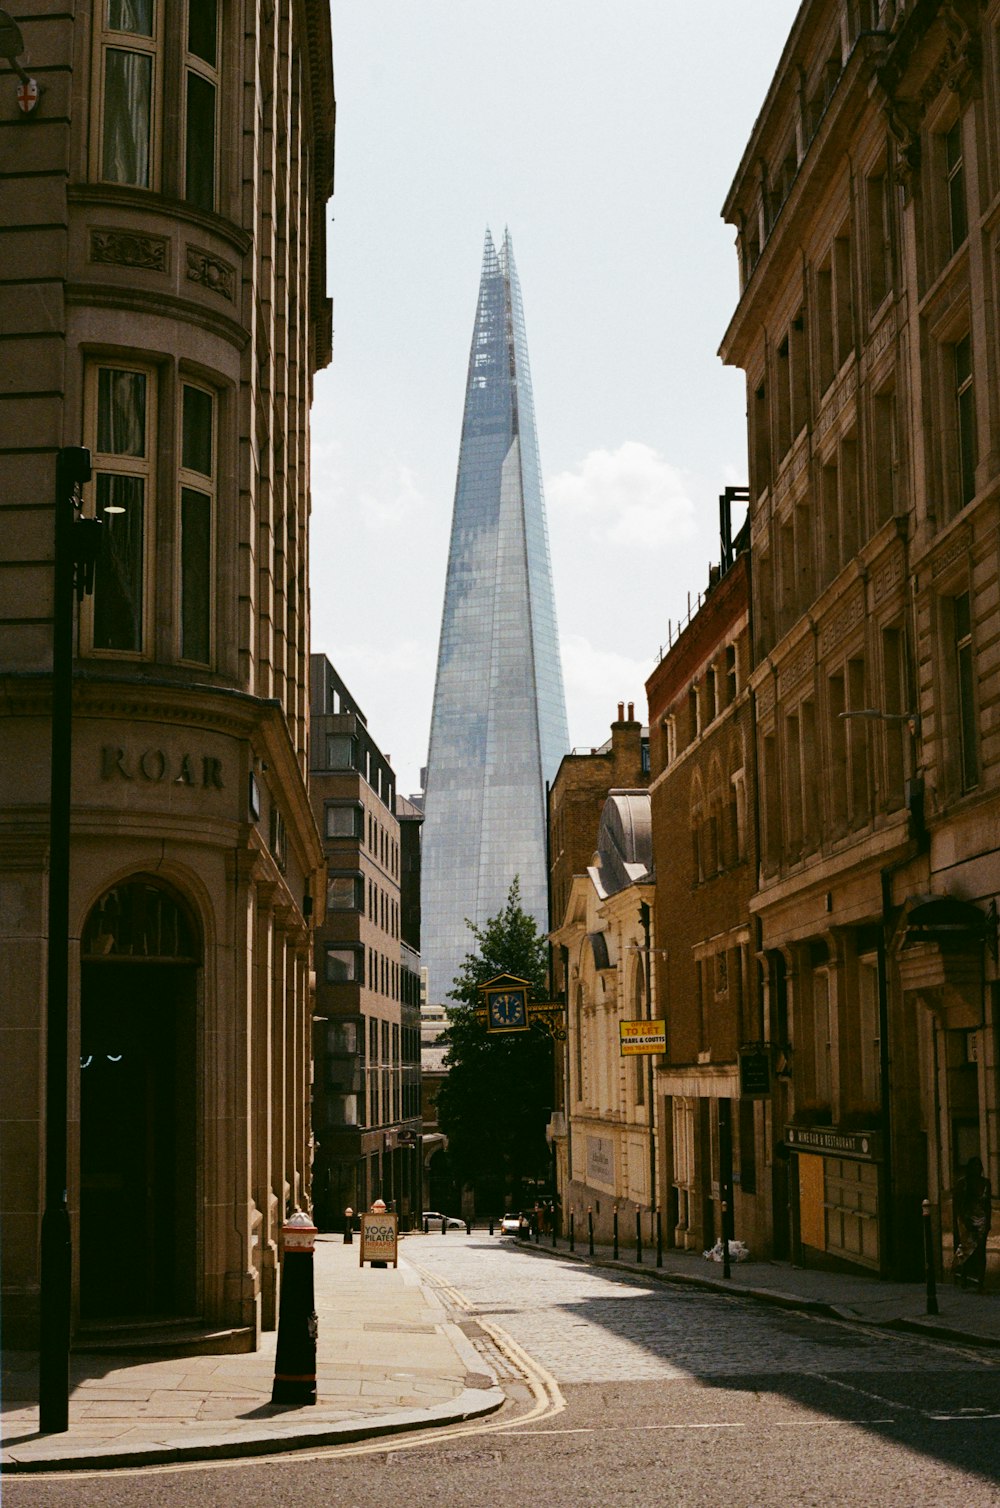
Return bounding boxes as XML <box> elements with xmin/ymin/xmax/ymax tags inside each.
<box><xmin>421</xmin><ymin>229</ymin><xmax>569</xmax><ymax>1004</ymax></box>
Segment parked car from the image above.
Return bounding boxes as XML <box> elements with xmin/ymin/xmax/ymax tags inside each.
<box><xmin>422</xmin><ymin>1210</ymin><xmax>466</xmax><ymax>1229</ymax></box>
<box><xmin>499</xmin><ymin>1212</ymin><xmax>530</xmax><ymax>1238</ymax></box>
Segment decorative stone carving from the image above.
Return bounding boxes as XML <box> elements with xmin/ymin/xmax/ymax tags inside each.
<box><xmin>872</xmin><ymin>546</ymin><xmax>904</xmax><ymax>602</ymax></box>
<box><xmin>930</xmin><ymin>526</ymin><xmax>972</xmax><ymax>579</ymax></box>
<box><xmin>89</xmin><ymin>228</ymin><xmax>168</xmax><ymax>272</ymax></box>
<box><xmin>819</xmin><ymin>587</ymin><xmax>864</xmax><ymax>657</ymax></box>
<box><xmin>186</xmin><ymin>245</ymin><xmax>236</xmax><ymax>301</ymax></box>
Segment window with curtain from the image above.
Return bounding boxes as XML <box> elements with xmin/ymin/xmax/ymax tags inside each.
<box><xmin>100</xmin><ymin>0</ymin><xmax>158</xmax><ymax>189</ymax></box>
<box><xmin>90</xmin><ymin>365</ymin><xmax>152</xmax><ymax>653</ymax></box>
<box><xmin>185</xmin><ymin>0</ymin><xmax>219</xmax><ymax>210</ymax></box>
<box><xmin>179</xmin><ymin>383</ymin><xmax>214</xmax><ymax>664</ymax></box>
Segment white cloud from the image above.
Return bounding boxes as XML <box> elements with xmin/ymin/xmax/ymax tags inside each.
<box><xmin>312</xmin><ymin>450</ymin><xmax>429</xmax><ymax>533</ymax></box>
<box><xmin>560</xmin><ymin>633</ymin><xmax>653</xmax><ymax>750</ymax></box>
<box><xmin>547</xmin><ymin>441</ymin><xmax>697</xmax><ymax>550</ymax></box>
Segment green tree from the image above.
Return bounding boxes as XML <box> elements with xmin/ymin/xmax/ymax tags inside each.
<box><xmin>435</xmin><ymin>879</ymin><xmax>555</xmax><ymax>1210</ymax></box>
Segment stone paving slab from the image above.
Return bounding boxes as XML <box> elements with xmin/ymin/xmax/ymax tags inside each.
<box><xmin>0</xmin><ymin>1236</ymin><xmax>504</xmax><ymax>1474</ymax></box>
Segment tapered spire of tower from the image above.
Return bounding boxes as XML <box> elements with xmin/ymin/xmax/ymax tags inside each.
<box><xmin>420</xmin><ymin>230</ymin><xmax>569</xmax><ymax>1004</ymax></box>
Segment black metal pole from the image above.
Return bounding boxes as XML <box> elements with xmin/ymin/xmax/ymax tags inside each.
<box><xmin>39</xmin><ymin>448</ymin><xmax>91</xmax><ymax>1435</ymax></box>
<box><xmin>613</xmin><ymin>1205</ymin><xmax>619</xmax><ymax>1260</ymax></box>
<box><xmin>923</xmin><ymin>1198</ymin><xmax>938</xmax><ymax>1315</ymax></box>
<box><xmin>635</xmin><ymin>1208</ymin><xmax>642</xmax><ymax>1263</ymax></box>
<box><xmin>588</xmin><ymin>1206</ymin><xmax>594</xmax><ymax>1257</ymax></box>
<box><xmin>722</xmin><ymin>1201</ymin><xmax>731</xmax><ymax>1279</ymax></box>
<box><xmin>656</xmin><ymin>1208</ymin><xmax>663</xmax><ymax>1268</ymax></box>
<box><xmin>569</xmin><ymin>1210</ymin><xmax>575</xmax><ymax>1252</ymax></box>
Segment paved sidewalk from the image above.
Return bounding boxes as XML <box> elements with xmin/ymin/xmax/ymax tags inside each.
<box><xmin>5</xmin><ymin>1226</ymin><xmax>1000</xmax><ymax>1475</ymax></box>
<box><xmin>0</xmin><ymin>1234</ymin><xmax>503</xmax><ymax>1474</ymax></box>
<box><xmin>527</xmin><ymin>1227</ymin><xmax>1000</xmax><ymax>1345</ymax></box>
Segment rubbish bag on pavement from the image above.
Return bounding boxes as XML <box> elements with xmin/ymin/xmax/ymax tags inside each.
<box><xmin>703</xmin><ymin>1238</ymin><xmax>750</xmax><ymax>1263</ymax></box>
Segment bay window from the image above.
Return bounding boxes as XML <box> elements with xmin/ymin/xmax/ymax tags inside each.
<box><xmin>89</xmin><ymin>364</ymin><xmax>153</xmax><ymax>654</ymax></box>
<box><xmin>179</xmin><ymin>383</ymin><xmax>215</xmax><ymax>664</ymax></box>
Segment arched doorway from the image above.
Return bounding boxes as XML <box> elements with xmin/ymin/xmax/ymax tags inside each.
<box><xmin>80</xmin><ymin>878</ymin><xmax>199</xmax><ymax>1321</ymax></box>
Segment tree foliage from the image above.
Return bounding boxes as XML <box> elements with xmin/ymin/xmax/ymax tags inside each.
<box><xmin>435</xmin><ymin>879</ymin><xmax>554</xmax><ymax>1205</ymax></box>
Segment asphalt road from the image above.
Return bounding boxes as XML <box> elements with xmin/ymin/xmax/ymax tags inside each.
<box><xmin>8</xmin><ymin>1235</ymin><xmax>1000</xmax><ymax>1507</ymax></box>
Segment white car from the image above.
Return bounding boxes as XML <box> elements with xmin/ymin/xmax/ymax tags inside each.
<box><xmin>499</xmin><ymin>1213</ymin><xmax>530</xmax><ymax>1237</ymax></box>
<box><xmin>422</xmin><ymin>1210</ymin><xmax>466</xmax><ymax>1230</ymax></box>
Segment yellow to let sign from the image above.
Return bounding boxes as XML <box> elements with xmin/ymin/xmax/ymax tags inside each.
<box><xmin>360</xmin><ymin>1212</ymin><xmax>399</xmax><ymax>1268</ymax></box>
<box><xmin>619</xmin><ymin>1019</ymin><xmax>666</xmax><ymax>1056</ymax></box>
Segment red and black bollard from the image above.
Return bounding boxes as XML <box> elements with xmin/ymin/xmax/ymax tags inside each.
<box><xmin>271</xmin><ymin>1211</ymin><xmax>318</xmax><ymax>1406</ymax></box>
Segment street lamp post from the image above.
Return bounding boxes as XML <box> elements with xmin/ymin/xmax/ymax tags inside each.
<box><xmin>39</xmin><ymin>447</ymin><xmax>96</xmax><ymax>1434</ymax></box>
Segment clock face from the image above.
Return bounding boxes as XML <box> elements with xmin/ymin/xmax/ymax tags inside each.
<box><xmin>488</xmin><ymin>988</ymin><xmax>527</xmax><ymax>1030</ymax></box>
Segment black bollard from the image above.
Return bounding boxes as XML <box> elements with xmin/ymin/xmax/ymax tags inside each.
<box><xmin>588</xmin><ymin>1207</ymin><xmax>594</xmax><ymax>1257</ymax></box>
<box><xmin>466</xmin><ymin>1218</ymin><xmax>471</xmax><ymax>1235</ymax></box>
<box><xmin>635</xmin><ymin>1208</ymin><xmax>642</xmax><ymax>1264</ymax></box>
<box><xmin>552</xmin><ymin>1213</ymin><xmax>557</xmax><ymax>1249</ymax></box>
<box><xmin>423</xmin><ymin>1216</ymin><xmax>429</xmax><ymax>1234</ymax></box>
<box><xmin>343</xmin><ymin>1206</ymin><xmax>354</xmax><ymax>1246</ymax></box>
<box><xmin>722</xmin><ymin>1201</ymin><xmax>731</xmax><ymax>1279</ymax></box>
<box><xmin>656</xmin><ymin>1209</ymin><xmax>663</xmax><ymax>1268</ymax></box>
<box><xmin>271</xmin><ymin>1212</ymin><xmax>318</xmax><ymax>1406</ymax></box>
<box><xmin>923</xmin><ymin>1199</ymin><xmax>939</xmax><ymax>1315</ymax></box>
<box><xmin>570</xmin><ymin>1211</ymin><xmax>575</xmax><ymax>1252</ymax></box>
<box><xmin>441</xmin><ymin>1216</ymin><xmax>447</xmax><ymax>1236</ymax></box>
<box><xmin>489</xmin><ymin>1215</ymin><xmax>495</xmax><ymax>1235</ymax></box>
<box><xmin>613</xmin><ymin>1206</ymin><xmax>619</xmax><ymax>1260</ymax></box>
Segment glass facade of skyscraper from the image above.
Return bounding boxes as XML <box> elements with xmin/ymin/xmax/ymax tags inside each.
<box><xmin>421</xmin><ymin>229</ymin><xmax>569</xmax><ymax>1003</ymax></box>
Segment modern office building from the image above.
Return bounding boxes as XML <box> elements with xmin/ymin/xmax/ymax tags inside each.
<box><xmin>309</xmin><ymin>658</ymin><xmax>423</xmax><ymax>1229</ymax></box>
<box><xmin>0</xmin><ymin>1</ymin><xmax>333</xmax><ymax>1347</ymax></box>
<box><xmin>421</xmin><ymin>229</ymin><xmax>569</xmax><ymax>1004</ymax></box>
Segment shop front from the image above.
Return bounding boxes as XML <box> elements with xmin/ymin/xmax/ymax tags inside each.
<box><xmin>786</xmin><ymin>1125</ymin><xmax>883</xmax><ymax>1274</ymax></box>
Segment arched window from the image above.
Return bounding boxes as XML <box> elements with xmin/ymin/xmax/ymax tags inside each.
<box><xmin>706</xmin><ymin>756</ymin><xmax>725</xmax><ymax>876</ymax></box>
<box><xmin>82</xmin><ymin>877</ymin><xmax>199</xmax><ymax>961</ymax></box>
<box><xmin>689</xmin><ymin>771</ymin><xmax>704</xmax><ymax>884</ymax></box>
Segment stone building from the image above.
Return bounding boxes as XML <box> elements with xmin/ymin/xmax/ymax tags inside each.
<box><xmin>720</xmin><ymin>0</ymin><xmax>999</xmax><ymax>1278</ymax></box>
<box><xmin>547</xmin><ymin>706</ymin><xmax>649</xmax><ymax>1221</ymax></box>
<box><xmin>549</xmin><ymin>709</ymin><xmax>655</xmax><ymax>1246</ymax></box>
<box><xmin>309</xmin><ymin>657</ymin><xmax>422</xmax><ymax>1229</ymax></box>
<box><xmin>645</xmin><ymin>532</ymin><xmax>769</xmax><ymax>1257</ymax></box>
<box><xmin>0</xmin><ymin>2</ymin><xmax>333</xmax><ymax>1345</ymax></box>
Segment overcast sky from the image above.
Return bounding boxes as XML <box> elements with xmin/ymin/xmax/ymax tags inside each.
<box><xmin>311</xmin><ymin>3</ymin><xmax>801</xmax><ymax>796</ymax></box>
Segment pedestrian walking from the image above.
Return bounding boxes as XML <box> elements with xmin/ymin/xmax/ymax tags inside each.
<box><xmin>953</xmin><ymin>1155</ymin><xmax>992</xmax><ymax>1290</ymax></box>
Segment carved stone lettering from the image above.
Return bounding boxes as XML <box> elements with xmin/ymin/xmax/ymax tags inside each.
<box><xmin>100</xmin><ymin>745</ymin><xmax>225</xmax><ymax>790</ymax></box>
<box><xmin>872</xmin><ymin>547</ymin><xmax>904</xmax><ymax>602</ymax></box>
<box><xmin>931</xmin><ymin>527</ymin><xmax>972</xmax><ymax>579</ymax></box>
<box><xmin>140</xmin><ymin>748</ymin><xmax>167</xmax><ymax>783</ymax></box>
<box><xmin>819</xmin><ymin>588</ymin><xmax>865</xmax><ymax>657</ymax></box>
<box><xmin>202</xmin><ymin>756</ymin><xmax>225</xmax><ymax>790</ymax></box>
<box><xmin>869</xmin><ymin>307</ymin><xmax>896</xmax><ymax>365</ymax></box>
<box><xmin>174</xmin><ymin>754</ymin><xmax>196</xmax><ymax>787</ymax></box>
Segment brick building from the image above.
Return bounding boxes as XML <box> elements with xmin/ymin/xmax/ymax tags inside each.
<box><xmin>645</xmin><ymin>531</ymin><xmax>769</xmax><ymax>1256</ymax></box>
<box><xmin>720</xmin><ymin>0</ymin><xmax>1000</xmax><ymax>1279</ymax></box>
<box><xmin>309</xmin><ymin>657</ymin><xmax>422</xmax><ymax>1229</ymax></box>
